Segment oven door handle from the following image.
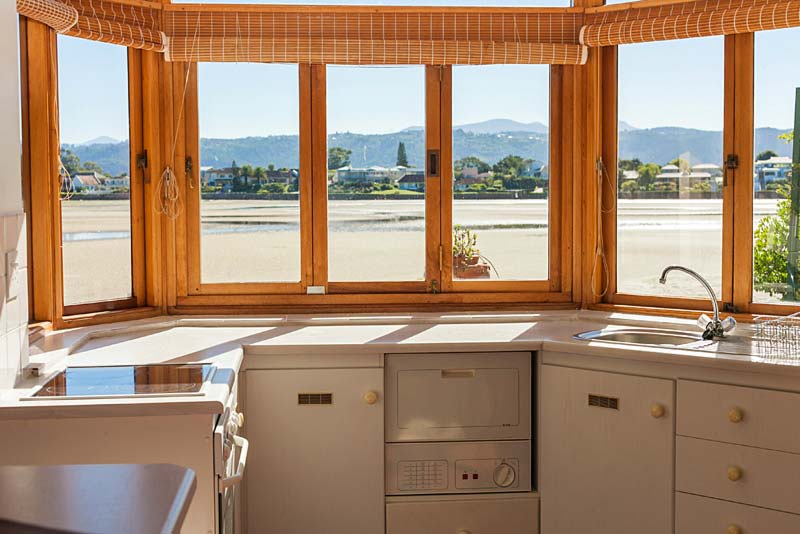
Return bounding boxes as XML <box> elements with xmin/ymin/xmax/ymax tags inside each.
<box><xmin>219</xmin><ymin>435</ymin><xmax>249</xmax><ymax>492</ymax></box>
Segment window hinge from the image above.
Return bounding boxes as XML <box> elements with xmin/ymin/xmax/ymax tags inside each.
<box><xmin>430</xmin><ymin>280</ymin><xmax>439</xmax><ymax>294</ymax></box>
<box><xmin>136</xmin><ymin>150</ymin><xmax>148</xmax><ymax>170</ymax></box>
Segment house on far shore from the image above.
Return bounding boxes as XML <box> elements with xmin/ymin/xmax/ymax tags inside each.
<box><xmin>68</xmin><ymin>171</ymin><xmax>104</xmax><ymax>193</ymax></box>
<box><xmin>754</xmin><ymin>156</ymin><xmax>793</xmax><ymax>191</ymax></box>
<box><xmin>398</xmin><ymin>171</ymin><xmax>425</xmax><ymax>192</ymax></box>
<box><xmin>104</xmin><ymin>175</ymin><xmax>130</xmax><ymax>190</ymax></box>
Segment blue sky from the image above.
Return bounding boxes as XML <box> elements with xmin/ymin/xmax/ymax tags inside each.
<box><xmin>56</xmin><ymin>17</ymin><xmax>799</xmax><ymax>144</ymax></box>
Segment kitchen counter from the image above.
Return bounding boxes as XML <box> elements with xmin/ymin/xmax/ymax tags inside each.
<box><xmin>1</xmin><ymin>309</ymin><xmax>799</xmax><ymax>419</ymax></box>
<box><xmin>0</xmin><ymin>463</ymin><xmax>195</xmax><ymax>534</ymax></box>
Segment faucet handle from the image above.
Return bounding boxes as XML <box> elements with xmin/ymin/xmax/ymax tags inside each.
<box><xmin>721</xmin><ymin>316</ymin><xmax>737</xmax><ymax>334</ymax></box>
<box><xmin>697</xmin><ymin>314</ymin><xmax>713</xmax><ymax>330</ymax></box>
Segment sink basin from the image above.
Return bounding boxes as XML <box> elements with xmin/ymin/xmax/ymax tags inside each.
<box><xmin>574</xmin><ymin>328</ymin><xmax>705</xmax><ymax>347</ymax></box>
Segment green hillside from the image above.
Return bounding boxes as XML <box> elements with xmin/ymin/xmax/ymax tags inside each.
<box><xmin>65</xmin><ymin>126</ymin><xmax>793</xmax><ymax>177</ymax></box>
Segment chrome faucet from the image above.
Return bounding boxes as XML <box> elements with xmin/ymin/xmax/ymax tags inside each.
<box><xmin>659</xmin><ymin>265</ymin><xmax>736</xmax><ymax>340</ymax></box>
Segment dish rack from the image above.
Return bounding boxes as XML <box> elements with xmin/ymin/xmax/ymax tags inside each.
<box><xmin>753</xmin><ymin>312</ymin><xmax>800</xmax><ymax>361</ymax></box>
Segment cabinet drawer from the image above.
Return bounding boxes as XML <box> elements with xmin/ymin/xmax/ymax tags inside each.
<box><xmin>678</xmin><ymin>380</ymin><xmax>800</xmax><ymax>453</ymax></box>
<box><xmin>386</xmin><ymin>494</ymin><xmax>538</xmax><ymax>534</ymax></box>
<box><xmin>677</xmin><ymin>436</ymin><xmax>800</xmax><ymax>514</ymax></box>
<box><xmin>677</xmin><ymin>492</ymin><xmax>800</xmax><ymax>534</ymax></box>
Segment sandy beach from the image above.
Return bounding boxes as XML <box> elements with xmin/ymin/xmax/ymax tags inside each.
<box><xmin>60</xmin><ymin>197</ymin><xmax>781</xmax><ymax>305</ymax></box>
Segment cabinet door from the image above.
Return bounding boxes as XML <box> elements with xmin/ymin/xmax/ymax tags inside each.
<box><xmin>244</xmin><ymin>368</ymin><xmax>383</xmax><ymax>534</ymax></box>
<box><xmin>539</xmin><ymin>365</ymin><xmax>674</xmax><ymax>534</ymax></box>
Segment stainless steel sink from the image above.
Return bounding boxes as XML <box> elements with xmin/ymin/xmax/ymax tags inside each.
<box><xmin>574</xmin><ymin>328</ymin><xmax>705</xmax><ymax>347</ymax></box>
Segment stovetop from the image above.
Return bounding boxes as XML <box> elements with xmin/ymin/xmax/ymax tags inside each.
<box><xmin>32</xmin><ymin>364</ymin><xmax>215</xmax><ymax>398</ymax></box>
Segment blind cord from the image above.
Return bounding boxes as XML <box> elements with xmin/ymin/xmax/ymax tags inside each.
<box><xmin>155</xmin><ymin>13</ymin><xmax>201</xmax><ymax>219</ymax></box>
<box><xmin>591</xmin><ymin>157</ymin><xmax>613</xmax><ymax>298</ymax></box>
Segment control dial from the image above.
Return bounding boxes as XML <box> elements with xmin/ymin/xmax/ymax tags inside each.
<box><xmin>493</xmin><ymin>462</ymin><xmax>516</xmax><ymax>488</ymax></box>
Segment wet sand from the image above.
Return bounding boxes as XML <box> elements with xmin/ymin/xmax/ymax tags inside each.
<box><xmin>60</xmin><ymin>198</ymin><xmax>781</xmax><ymax>305</ymax></box>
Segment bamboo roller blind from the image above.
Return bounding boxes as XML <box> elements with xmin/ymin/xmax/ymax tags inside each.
<box><xmin>581</xmin><ymin>0</ymin><xmax>800</xmax><ymax>47</ymax></box>
<box><xmin>62</xmin><ymin>0</ymin><xmax>166</xmax><ymax>51</ymax></box>
<box><xmin>16</xmin><ymin>0</ymin><xmax>78</xmax><ymax>33</ymax></box>
<box><xmin>17</xmin><ymin>0</ymin><xmax>166</xmax><ymax>52</ymax></box>
<box><xmin>163</xmin><ymin>8</ymin><xmax>588</xmax><ymax>65</ymax></box>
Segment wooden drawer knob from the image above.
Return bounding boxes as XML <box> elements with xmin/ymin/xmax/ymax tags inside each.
<box><xmin>727</xmin><ymin>466</ymin><xmax>743</xmax><ymax>482</ymax></box>
<box><xmin>727</xmin><ymin>525</ymin><xmax>742</xmax><ymax>534</ymax></box>
<box><xmin>728</xmin><ymin>407</ymin><xmax>744</xmax><ymax>424</ymax></box>
<box><xmin>363</xmin><ymin>391</ymin><xmax>379</xmax><ymax>405</ymax></box>
<box><xmin>650</xmin><ymin>403</ymin><xmax>666</xmax><ymax>419</ymax></box>
<box><xmin>457</xmin><ymin>531</ymin><xmax>472</xmax><ymax>534</ymax></box>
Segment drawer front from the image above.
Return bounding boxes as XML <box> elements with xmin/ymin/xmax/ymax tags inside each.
<box><xmin>677</xmin><ymin>492</ymin><xmax>800</xmax><ymax>534</ymax></box>
<box><xmin>677</xmin><ymin>436</ymin><xmax>800</xmax><ymax>514</ymax></box>
<box><xmin>678</xmin><ymin>380</ymin><xmax>800</xmax><ymax>453</ymax></box>
<box><xmin>386</xmin><ymin>352</ymin><xmax>531</xmax><ymax>442</ymax></box>
<box><xmin>386</xmin><ymin>495</ymin><xmax>538</xmax><ymax>534</ymax></box>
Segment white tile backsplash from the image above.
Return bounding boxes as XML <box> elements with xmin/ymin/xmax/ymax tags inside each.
<box><xmin>0</xmin><ymin>212</ymin><xmax>27</xmax><ymax>388</ymax></box>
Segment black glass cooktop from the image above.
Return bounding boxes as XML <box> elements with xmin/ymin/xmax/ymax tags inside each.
<box><xmin>33</xmin><ymin>364</ymin><xmax>215</xmax><ymax>398</ymax></box>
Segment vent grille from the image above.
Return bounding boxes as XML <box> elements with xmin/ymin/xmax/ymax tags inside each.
<box><xmin>298</xmin><ymin>393</ymin><xmax>333</xmax><ymax>405</ymax></box>
<box><xmin>588</xmin><ymin>394</ymin><xmax>619</xmax><ymax>410</ymax></box>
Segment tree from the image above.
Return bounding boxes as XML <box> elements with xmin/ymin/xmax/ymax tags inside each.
<box><xmin>328</xmin><ymin>147</ymin><xmax>352</xmax><ymax>170</ymax></box>
<box><xmin>493</xmin><ymin>155</ymin><xmax>527</xmax><ymax>177</ymax></box>
<box><xmin>636</xmin><ymin>163</ymin><xmax>661</xmax><ymax>190</ymax></box>
<box><xmin>620</xmin><ymin>180</ymin><xmax>640</xmax><ymax>193</ymax></box>
<box><xmin>396</xmin><ymin>142</ymin><xmax>409</xmax><ymax>167</ymax></box>
<box><xmin>82</xmin><ymin>161</ymin><xmax>106</xmax><ymax>175</ymax></box>
<box><xmin>668</xmin><ymin>157</ymin><xmax>691</xmax><ymax>172</ymax></box>
<box><xmin>240</xmin><ymin>164</ymin><xmax>254</xmax><ymax>182</ymax></box>
<box><xmin>757</xmin><ymin>150</ymin><xmax>779</xmax><ymax>162</ymax></box>
<box><xmin>60</xmin><ymin>148</ymin><xmax>82</xmax><ymax>176</ymax></box>
<box><xmin>454</xmin><ymin>156</ymin><xmax>490</xmax><ymax>174</ymax></box>
<box><xmin>618</xmin><ymin>158</ymin><xmax>643</xmax><ymax>177</ymax></box>
<box><xmin>253</xmin><ymin>166</ymin><xmax>267</xmax><ymax>184</ymax></box>
<box><xmin>231</xmin><ymin>160</ymin><xmax>239</xmax><ymax>177</ymax></box>
<box><xmin>260</xmin><ymin>183</ymin><xmax>287</xmax><ymax>194</ymax></box>
<box><xmin>754</xmin><ymin>186</ymin><xmax>791</xmax><ymax>297</ymax></box>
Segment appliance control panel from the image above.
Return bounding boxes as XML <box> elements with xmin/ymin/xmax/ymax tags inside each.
<box><xmin>455</xmin><ymin>458</ymin><xmax>519</xmax><ymax>490</ymax></box>
<box><xmin>386</xmin><ymin>441</ymin><xmax>531</xmax><ymax>495</ymax></box>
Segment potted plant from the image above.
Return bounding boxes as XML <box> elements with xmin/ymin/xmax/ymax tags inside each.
<box><xmin>453</xmin><ymin>225</ymin><xmax>491</xmax><ymax>279</ymax></box>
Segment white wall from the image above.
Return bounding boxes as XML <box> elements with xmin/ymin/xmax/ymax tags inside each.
<box><xmin>0</xmin><ymin>2</ymin><xmax>22</xmax><ymax>214</ymax></box>
<box><xmin>0</xmin><ymin>2</ymin><xmax>29</xmax><ymax>389</ymax></box>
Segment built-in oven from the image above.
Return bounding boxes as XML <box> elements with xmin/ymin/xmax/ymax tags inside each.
<box><xmin>384</xmin><ymin>352</ymin><xmax>536</xmax><ymax>531</ymax></box>
<box><xmin>214</xmin><ymin>388</ymin><xmax>249</xmax><ymax>534</ymax></box>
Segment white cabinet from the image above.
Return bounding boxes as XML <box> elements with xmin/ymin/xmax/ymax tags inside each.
<box><xmin>244</xmin><ymin>368</ymin><xmax>384</xmax><ymax>534</ymax></box>
<box><xmin>386</xmin><ymin>493</ymin><xmax>539</xmax><ymax>534</ymax></box>
<box><xmin>539</xmin><ymin>365</ymin><xmax>674</xmax><ymax>534</ymax></box>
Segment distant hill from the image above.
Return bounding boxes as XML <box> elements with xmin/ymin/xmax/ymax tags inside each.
<box><xmin>65</xmin><ymin>124</ymin><xmax>794</xmax><ymax>177</ymax></box>
<box><xmin>454</xmin><ymin>118</ymin><xmax>549</xmax><ymax>135</ymax></box>
<box><xmin>618</xmin><ymin>121</ymin><xmax>639</xmax><ymax>132</ymax></box>
<box><xmin>79</xmin><ymin>136</ymin><xmax>120</xmax><ymax>146</ymax></box>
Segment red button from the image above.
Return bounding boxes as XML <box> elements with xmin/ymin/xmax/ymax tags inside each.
<box><xmin>462</xmin><ymin>474</ymin><xmax>468</xmax><ymax>480</ymax></box>
<box><xmin>472</xmin><ymin>474</ymin><xmax>479</xmax><ymax>479</ymax></box>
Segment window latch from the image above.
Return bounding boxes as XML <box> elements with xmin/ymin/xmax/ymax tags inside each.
<box><xmin>725</xmin><ymin>154</ymin><xmax>739</xmax><ymax>171</ymax></box>
<box><xmin>136</xmin><ymin>150</ymin><xmax>148</xmax><ymax>170</ymax></box>
<box><xmin>427</xmin><ymin>150</ymin><xmax>440</xmax><ymax>178</ymax></box>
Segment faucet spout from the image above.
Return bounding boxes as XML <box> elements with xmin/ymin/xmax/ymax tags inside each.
<box><xmin>658</xmin><ymin>265</ymin><xmax>736</xmax><ymax>340</ymax></box>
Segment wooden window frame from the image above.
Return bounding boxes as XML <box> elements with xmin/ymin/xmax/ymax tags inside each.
<box><xmin>175</xmin><ymin>63</ymin><xmax>572</xmax><ymax>311</ymax></box>
<box><xmin>599</xmin><ymin>36</ymin><xmax>737</xmax><ymax>314</ymax></box>
<box><xmin>21</xmin><ymin>19</ymin><xmax>152</xmax><ymax>327</ymax></box>
<box><xmin>599</xmin><ymin>31</ymin><xmax>800</xmax><ymax>318</ymax></box>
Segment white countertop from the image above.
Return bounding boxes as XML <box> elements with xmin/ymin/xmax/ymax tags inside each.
<box><xmin>2</xmin><ymin>310</ymin><xmax>798</xmax><ymax>419</ymax></box>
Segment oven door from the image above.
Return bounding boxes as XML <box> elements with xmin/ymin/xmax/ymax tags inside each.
<box><xmin>215</xmin><ymin>401</ymin><xmax>249</xmax><ymax>534</ymax></box>
<box><xmin>217</xmin><ymin>433</ymin><xmax>249</xmax><ymax>534</ymax></box>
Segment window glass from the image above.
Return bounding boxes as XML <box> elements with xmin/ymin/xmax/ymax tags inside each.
<box><xmin>57</xmin><ymin>36</ymin><xmax>133</xmax><ymax>306</ymax></box>
<box><xmin>451</xmin><ymin>65</ymin><xmax>550</xmax><ymax>281</ymax></box>
<box><xmin>197</xmin><ymin>63</ymin><xmax>301</xmax><ymax>284</ymax></box>
<box><xmin>616</xmin><ymin>37</ymin><xmax>724</xmax><ymax>298</ymax></box>
<box><xmin>326</xmin><ymin>66</ymin><xmax>426</xmax><ymax>282</ymax></box>
<box><xmin>753</xmin><ymin>27</ymin><xmax>800</xmax><ymax>304</ymax></box>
